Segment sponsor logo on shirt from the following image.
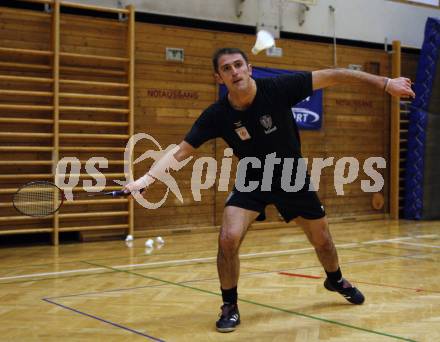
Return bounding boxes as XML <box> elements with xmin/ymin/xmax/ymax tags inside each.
<box><xmin>235</xmin><ymin>126</ymin><xmax>251</xmax><ymax>140</ymax></box>
<box><xmin>259</xmin><ymin>114</ymin><xmax>277</xmax><ymax>134</ymax></box>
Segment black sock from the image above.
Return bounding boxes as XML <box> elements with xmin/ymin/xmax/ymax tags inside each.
<box><xmin>325</xmin><ymin>267</ymin><xmax>343</xmax><ymax>287</ymax></box>
<box><xmin>221</xmin><ymin>286</ymin><xmax>237</xmax><ymax>305</ymax></box>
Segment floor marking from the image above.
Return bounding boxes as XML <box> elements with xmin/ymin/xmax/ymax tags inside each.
<box><xmin>277</xmin><ymin>272</ymin><xmax>440</xmax><ymax>294</ymax></box>
<box><xmin>239</xmin><ymin>298</ymin><xmax>417</xmax><ymax>342</ymax></box>
<box><xmin>362</xmin><ymin>236</ymin><xmax>418</xmax><ymax>244</ymax></box>
<box><xmin>3</xmin><ymin>245</ymin><xmax>434</xmax><ymax>286</ymax></box>
<box><xmin>365</xmin><ymin>241</ymin><xmax>440</xmax><ymax>255</ymax></box>
<box><xmin>278</xmin><ymin>272</ymin><xmax>322</xmax><ymax>279</ymax></box>
<box><xmin>43</xmin><ymin>298</ymin><xmax>165</xmax><ymax>341</ymax></box>
<box><xmin>1</xmin><ymin>235</ymin><xmax>436</xmax><ymax>282</ymax></box>
<box><xmin>43</xmin><ymin>252</ymin><xmax>437</xmax><ymax>301</ymax></box>
<box><xmin>0</xmin><ymin>267</ymin><xmax>104</xmax><ymax>281</ymax></box>
<box><xmin>362</xmin><ymin>234</ymin><xmax>439</xmax><ymax>245</ymax></box>
<box><xmin>348</xmin><ymin>280</ymin><xmax>439</xmax><ymax>293</ymax></box>
<box><xmin>0</xmin><ymin>243</ymin><xmax>357</xmax><ymax>281</ymax></box>
<box><xmin>414</xmin><ymin>234</ymin><xmax>438</xmax><ymax>239</ymax></box>
<box><xmin>74</xmin><ymin>260</ymin><xmax>417</xmax><ymax>342</ymax></box>
<box><xmin>391</xmin><ymin>241</ymin><xmax>440</xmax><ymax>249</ymax></box>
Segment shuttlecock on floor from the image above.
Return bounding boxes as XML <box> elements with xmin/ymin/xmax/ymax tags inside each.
<box><xmin>145</xmin><ymin>238</ymin><xmax>154</xmax><ymax>248</ymax></box>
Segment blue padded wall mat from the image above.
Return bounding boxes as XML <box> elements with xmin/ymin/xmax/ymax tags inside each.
<box><xmin>404</xmin><ymin>17</ymin><xmax>440</xmax><ymax>219</ymax></box>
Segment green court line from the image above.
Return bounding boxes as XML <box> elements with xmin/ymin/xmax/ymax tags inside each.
<box><xmin>83</xmin><ymin>260</ymin><xmax>417</xmax><ymax>342</ymax></box>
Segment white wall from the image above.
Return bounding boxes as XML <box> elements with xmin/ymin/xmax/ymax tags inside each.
<box><xmin>76</xmin><ymin>0</ymin><xmax>439</xmax><ymax>48</ymax></box>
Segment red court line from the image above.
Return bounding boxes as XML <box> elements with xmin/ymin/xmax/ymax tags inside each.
<box><xmin>279</xmin><ymin>272</ymin><xmax>322</xmax><ymax>279</ymax></box>
<box><xmin>278</xmin><ymin>272</ymin><xmax>440</xmax><ymax>293</ymax></box>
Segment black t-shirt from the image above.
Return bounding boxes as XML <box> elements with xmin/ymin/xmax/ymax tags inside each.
<box><xmin>184</xmin><ymin>72</ymin><xmax>313</xmax><ymax>188</ymax></box>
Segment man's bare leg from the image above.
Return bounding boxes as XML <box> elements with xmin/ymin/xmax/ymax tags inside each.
<box><xmin>295</xmin><ymin>216</ymin><xmax>339</xmax><ymax>272</ymax></box>
<box><xmin>217</xmin><ymin>206</ymin><xmax>259</xmax><ymax>290</ymax></box>
<box><xmin>295</xmin><ymin>216</ymin><xmax>365</xmax><ymax>304</ymax></box>
<box><xmin>216</xmin><ymin>206</ymin><xmax>259</xmax><ymax>332</ymax></box>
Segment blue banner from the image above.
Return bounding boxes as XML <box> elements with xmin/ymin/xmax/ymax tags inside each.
<box><xmin>219</xmin><ymin>66</ymin><xmax>323</xmax><ymax>130</ymax></box>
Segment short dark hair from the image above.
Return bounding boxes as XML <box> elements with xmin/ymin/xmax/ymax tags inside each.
<box><xmin>212</xmin><ymin>47</ymin><xmax>249</xmax><ymax>73</ymax></box>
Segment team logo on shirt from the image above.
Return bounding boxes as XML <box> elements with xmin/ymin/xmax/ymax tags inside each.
<box><xmin>259</xmin><ymin>115</ymin><xmax>277</xmax><ymax>134</ymax></box>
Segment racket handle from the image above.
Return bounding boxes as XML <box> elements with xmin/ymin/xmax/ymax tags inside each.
<box><xmin>110</xmin><ymin>188</ymin><xmax>145</xmax><ymax>197</ymax></box>
<box><xmin>110</xmin><ymin>190</ymin><xmax>129</xmax><ymax>197</ymax></box>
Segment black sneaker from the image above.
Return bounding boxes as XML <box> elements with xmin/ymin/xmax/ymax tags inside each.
<box><xmin>324</xmin><ymin>278</ymin><xmax>365</xmax><ymax>305</ymax></box>
<box><xmin>216</xmin><ymin>303</ymin><xmax>240</xmax><ymax>333</ymax></box>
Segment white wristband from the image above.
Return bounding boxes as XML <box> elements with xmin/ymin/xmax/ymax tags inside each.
<box><xmin>138</xmin><ymin>173</ymin><xmax>155</xmax><ymax>189</ymax></box>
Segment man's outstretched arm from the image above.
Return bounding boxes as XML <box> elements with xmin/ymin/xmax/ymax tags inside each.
<box><xmin>312</xmin><ymin>69</ymin><xmax>415</xmax><ymax>98</ymax></box>
<box><xmin>124</xmin><ymin>140</ymin><xmax>196</xmax><ymax>193</ymax></box>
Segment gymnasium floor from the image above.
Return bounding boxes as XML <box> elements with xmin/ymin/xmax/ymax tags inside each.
<box><xmin>0</xmin><ymin>219</ymin><xmax>439</xmax><ymax>341</ymax></box>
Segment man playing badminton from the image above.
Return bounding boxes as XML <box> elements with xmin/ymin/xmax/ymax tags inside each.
<box><xmin>124</xmin><ymin>47</ymin><xmax>415</xmax><ymax>333</ymax></box>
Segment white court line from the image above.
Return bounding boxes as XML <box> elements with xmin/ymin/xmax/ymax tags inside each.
<box><xmin>0</xmin><ymin>237</ymin><xmax>429</xmax><ymax>282</ymax></box>
<box><xmin>0</xmin><ymin>247</ymin><xmax>320</xmax><ymax>281</ymax></box>
<box><xmin>361</xmin><ymin>234</ymin><xmax>438</xmax><ymax>245</ymax></box>
<box><xmin>115</xmin><ymin>244</ymin><xmax>356</xmax><ymax>269</ymax></box>
<box><xmin>414</xmin><ymin>234</ymin><xmax>438</xmax><ymax>239</ymax></box>
<box><xmin>0</xmin><ymin>267</ymin><xmax>104</xmax><ymax>281</ymax></box>
<box><xmin>104</xmin><ymin>243</ymin><xmax>361</xmax><ymax>270</ymax></box>
<box><xmin>117</xmin><ymin>256</ymin><xmax>215</xmax><ymax>269</ymax></box>
<box><xmin>390</xmin><ymin>241</ymin><xmax>440</xmax><ymax>249</ymax></box>
<box><xmin>362</xmin><ymin>236</ymin><xmax>419</xmax><ymax>244</ymax></box>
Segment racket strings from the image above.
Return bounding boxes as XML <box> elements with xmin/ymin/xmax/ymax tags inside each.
<box><xmin>14</xmin><ymin>183</ymin><xmax>61</xmax><ymax>216</ymax></box>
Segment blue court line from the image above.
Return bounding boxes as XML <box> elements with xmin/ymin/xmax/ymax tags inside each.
<box><xmin>42</xmin><ymin>298</ymin><xmax>165</xmax><ymax>341</ymax></box>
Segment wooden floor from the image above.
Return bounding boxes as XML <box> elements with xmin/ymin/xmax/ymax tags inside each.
<box><xmin>0</xmin><ymin>219</ymin><xmax>439</xmax><ymax>342</ymax></box>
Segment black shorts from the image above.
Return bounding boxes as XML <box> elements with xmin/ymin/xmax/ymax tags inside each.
<box><xmin>225</xmin><ymin>187</ymin><xmax>326</xmax><ymax>222</ymax></box>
